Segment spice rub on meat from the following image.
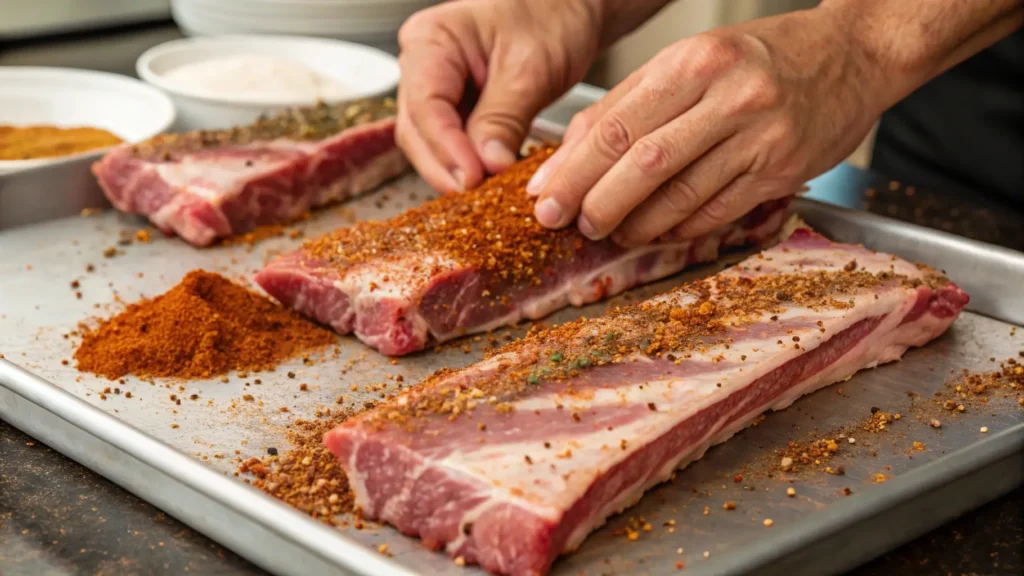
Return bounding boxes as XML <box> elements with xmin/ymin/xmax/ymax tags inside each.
<box><xmin>91</xmin><ymin>99</ymin><xmax>410</xmax><ymax>247</ymax></box>
<box><xmin>255</xmin><ymin>146</ymin><xmax>791</xmax><ymax>355</ymax></box>
<box><xmin>74</xmin><ymin>270</ymin><xmax>336</xmax><ymax>380</ymax></box>
<box><xmin>323</xmin><ymin>228</ymin><xmax>969</xmax><ymax>576</ymax></box>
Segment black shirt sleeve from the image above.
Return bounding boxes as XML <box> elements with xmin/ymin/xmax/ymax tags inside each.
<box><xmin>871</xmin><ymin>28</ymin><xmax>1024</xmax><ymax>209</ymax></box>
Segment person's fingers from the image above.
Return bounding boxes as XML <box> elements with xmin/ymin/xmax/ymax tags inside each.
<box><xmin>399</xmin><ymin>48</ymin><xmax>485</xmax><ymax>190</ymax></box>
<box><xmin>665</xmin><ymin>174</ymin><xmax>798</xmax><ymax>241</ymax></box>
<box><xmin>531</xmin><ymin>70</ymin><xmax>706</xmax><ymax>230</ymax></box>
<box><xmin>608</xmin><ymin>131</ymin><xmax>749</xmax><ymax>246</ymax></box>
<box><xmin>395</xmin><ymin>99</ymin><xmax>462</xmax><ymax>193</ymax></box>
<box><xmin>526</xmin><ymin>68</ymin><xmax>643</xmax><ymax>197</ymax></box>
<box><xmin>574</xmin><ymin>99</ymin><xmax>739</xmax><ymax>242</ymax></box>
<box><xmin>465</xmin><ymin>46</ymin><xmax>559</xmax><ymax>175</ymax></box>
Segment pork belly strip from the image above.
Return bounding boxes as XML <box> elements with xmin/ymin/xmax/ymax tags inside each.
<box><xmin>254</xmin><ymin>147</ymin><xmax>790</xmax><ymax>355</ymax></box>
<box><xmin>323</xmin><ymin>228</ymin><xmax>969</xmax><ymax>576</ymax></box>
<box><xmin>92</xmin><ymin>100</ymin><xmax>410</xmax><ymax>246</ymax></box>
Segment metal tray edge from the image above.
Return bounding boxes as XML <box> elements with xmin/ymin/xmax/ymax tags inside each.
<box><xmin>0</xmin><ymin>86</ymin><xmax>1020</xmax><ymax>576</ymax></box>
<box><xmin>0</xmin><ymin>359</ymin><xmax>419</xmax><ymax>576</ymax></box>
<box><xmin>699</xmin><ymin>423</ymin><xmax>1024</xmax><ymax>576</ymax></box>
<box><xmin>794</xmin><ymin>197</ymin><xmax>1024</xmax><ymax>326</ymax></box>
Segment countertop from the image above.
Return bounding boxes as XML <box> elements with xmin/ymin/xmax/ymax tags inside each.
<box><xmin>2</xmin><ymin>20</ymin><xmax>1023</xmax><ymax>576</ymax></box>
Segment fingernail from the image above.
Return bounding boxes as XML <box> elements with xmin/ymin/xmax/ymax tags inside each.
<box><xmin>526</xmin><ymin>164</ymin><xmax>549</xmax><ymax>196</ymax></box>
<box><xmin>450</xmin><ymin>168</ymin><xmax>466</xmax><ymax>192</ymax></box>
<box><xmin>527</xmin><ymin>146</ymin><xmax>568</xmax><ymax>196</ymax></box>
<box><xmin>534</xmin><ymin>197</ymin><xmax>565</xmax><ymax>228</ymax></box>
<box><xmin>481</xmin><ymin>140</ymin><xmax>517</xmax><ymax>170</ymax></box>
<box><xmin>577</xmin><ymin>214</ymin><xmax>600</xmax><ymax>240</ymax></box>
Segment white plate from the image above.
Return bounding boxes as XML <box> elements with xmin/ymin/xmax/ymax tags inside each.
<box><xmin>137</xmin><ymin>35</ymin><xmax>400</xmax><ymax>131</ymax></box>
<box><xmin>0</xmin><ymin>67</ymin><xmax>176</xmax><ymax>174</ymax></box>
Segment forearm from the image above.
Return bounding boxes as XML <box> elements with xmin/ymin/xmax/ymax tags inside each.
<box><xmin>585</xmin><ymin>0</ymin><xmax>674</xmax><ymax>50</ymax></box>
<box><xmin>820</xmin><ymin>0</ymin><xmax>1024</xmax><ymax>109</ymax></box>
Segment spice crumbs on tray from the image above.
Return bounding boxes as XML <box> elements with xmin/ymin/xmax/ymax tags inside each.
<box><xmin>238</xmin><ymin>413</ymin><xmax>355</xmax><ymax>525</ymax></box>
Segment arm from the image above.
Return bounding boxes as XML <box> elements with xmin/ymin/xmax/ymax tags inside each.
<box><xmin>823</xmin><ymin>0</ymin><xmax>1024</xmax><ymax>111</ymax></box>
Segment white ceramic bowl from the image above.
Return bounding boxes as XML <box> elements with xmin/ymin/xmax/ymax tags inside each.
<box><xmin>0</xmin><ymin>67</ymin><xmax>176</xmax><ymax>174</ymax></box>
<box><xmin>136</xmin><ymin>35</ymin><xmax>400</xmax><ymax>131</ymax></box>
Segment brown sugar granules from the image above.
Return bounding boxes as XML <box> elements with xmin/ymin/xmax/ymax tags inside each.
<box><xmin>74</xmin><ymin>270</ymin><xmax>336</xmax><ymax>380</ymax></box>
<box><xmin>238</xmin><ymin>414</ymin><xmax>354</xmax><ymax>524</ymax></box>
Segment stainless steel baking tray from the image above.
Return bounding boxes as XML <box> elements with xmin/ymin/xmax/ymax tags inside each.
<box><xmin>1</xmin><ymin>86</ymin><xmax>1022</xmax><ymax>576</ymax></box>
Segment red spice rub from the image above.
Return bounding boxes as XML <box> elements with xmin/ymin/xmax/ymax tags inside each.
<box><xmin>74</xmin><ymin>270</ymin><xmax>336</xmax><ymax>380</ymax></box>
<box><xmin>300</xmin><ymin>146</ymin><xmax>573</xmax><ymax>286</ymax></box>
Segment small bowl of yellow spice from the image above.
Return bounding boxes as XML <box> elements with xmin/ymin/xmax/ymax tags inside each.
<box><xmin>0</xmin><ymin>67</ymin><xmax>176</xmax><ymax>175</ymax></box>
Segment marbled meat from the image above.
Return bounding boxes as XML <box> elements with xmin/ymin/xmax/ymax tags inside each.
<box><xmin>323</xmin><ymin>227</ymin><xmax>969</xmax><ymax>576</ymax></box>
<box><xmin>92</xmin><ymin>99</ymin><xmax>409</xmax><ymax>246</ymax></box>
<box><xmin>254</xmin><ymin>147</ymin><xmax>790</xmax><ymax>355</ymax></box>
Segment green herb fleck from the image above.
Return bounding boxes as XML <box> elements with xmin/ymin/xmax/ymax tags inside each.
<box><xmin>549</xmin><ymin>352</ymin><xmax>563</xmax><ymax>363</ymax></box>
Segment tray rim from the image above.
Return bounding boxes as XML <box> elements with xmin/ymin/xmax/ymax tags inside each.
<box><xmin>2</xmin><ymin>85</ymin><xmax>1023</xmax><ymax>576</ymax></box>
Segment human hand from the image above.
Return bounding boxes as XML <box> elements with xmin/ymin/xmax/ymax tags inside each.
<box><xmin>527</xmin><ymin>8</ymin><xmax>884</xmax><ymax>246</ymax></box>
<box><xmin>394</xmin><ymin>0</ymin><xmax>603</xmax><ymax>193</ymax></box>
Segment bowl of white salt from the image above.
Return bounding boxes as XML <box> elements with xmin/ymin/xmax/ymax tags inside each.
<box><xmin>137</xmin><ymin>35</ymin><xmax>400</xmax><ymax>131</ymax></box>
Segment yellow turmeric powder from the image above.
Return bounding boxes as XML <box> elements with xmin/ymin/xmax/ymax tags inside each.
<box><xmin>0</xmin><ymin>125</ymin><xmax>123</xmax><ymax>160</ymax></box>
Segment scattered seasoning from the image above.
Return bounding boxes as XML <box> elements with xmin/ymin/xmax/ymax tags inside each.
<box><xmin>238</xmin><ymin>414</ymin><xmax>355</xmax><ymax>525</ymax></box>
<box><xmin>980</xmin><ymin>426</ymin><xmax>989</xmax><ymax>433</ymax></box>
<box><xmin>134</xmin><ymin>100</ymin><xmax>395</xmax><ymax>163</ymax></box>
<box><xmin>358</xmin><ymin>255</ymin><xmax>948</xmax><ymax>428</ymax></box>
<box><xmin>786</xmin><ymin>487</ymin><xmax>796</xmax><ymax>497</ymax></box>
<box><xmin>74</xmin><ymin>270</ymin><xmax>336</xmax><ymax>379</ymax></box>
<box><xmin>911</xmin><ymin>441</ymin><xmax>926</xmax><ymax>452</ymax></box>
<box><xmin>930</xmin><ymin>419</ymin><xmax>942</xmax><ymax>428</ymax></box>
<box><xmin>722</xmin><ymin>501</ymin><xmax>736</xmax><ymax>510</ymax></box>
<box><xmin>763</xmin><ymin>518</ymin><xmax>774</xmax><ymax>527</ymax></box>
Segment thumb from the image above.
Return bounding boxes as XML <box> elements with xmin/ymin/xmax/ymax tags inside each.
<box><xmin>465</xmin><ymin>55</ymin><xmax>555</xmax><ymax>174</ymax></box>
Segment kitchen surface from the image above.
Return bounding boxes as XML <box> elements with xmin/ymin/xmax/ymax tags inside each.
<box><xmin>2</xmin><ymin>3</ymin><xmax>1022</xmax><ymax>576</ymax></box>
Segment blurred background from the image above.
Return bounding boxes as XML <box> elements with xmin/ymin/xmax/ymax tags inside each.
<box><xmin>0</xmin><ymin>0</ymin><xmax>874</xmax><ymax>166</ymax></box>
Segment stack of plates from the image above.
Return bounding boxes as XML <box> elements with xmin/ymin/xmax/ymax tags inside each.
<box><xmin>171</xmin><ymin>0</ymin><xmax>441</xmax><ymax>53</ymax></box>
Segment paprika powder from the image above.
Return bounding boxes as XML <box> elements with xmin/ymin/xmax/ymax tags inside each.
<box><xmin>74</xmin><ymin>270</ymin><xmax>336</xmax><ymax>380</ymax></box>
